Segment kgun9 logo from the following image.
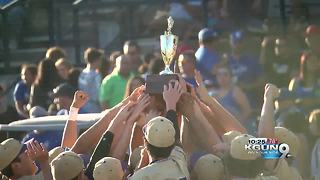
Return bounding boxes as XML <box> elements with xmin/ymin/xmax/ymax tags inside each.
<box><xmin>245</xmin><ymin>138</ymin><xmax>290</xmax><ymax>159</ymax></box>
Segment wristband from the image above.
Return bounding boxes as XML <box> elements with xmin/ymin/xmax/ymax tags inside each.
<box><xmin>69</xmin><ymin>107</ymin><xmax>79</xmax><ymax>121</ymax></box>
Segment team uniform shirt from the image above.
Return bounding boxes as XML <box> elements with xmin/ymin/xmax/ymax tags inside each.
<box><xmin>99</xmin><ymin>71</ymin><xmax>131</xmax><ymax>108</ymax></box>
<box><xmin>130</xmin><ymin>146</ymin><xmax>190</xmax><ymax>180</ymax></box>
<box><xmin>78</xmin><ymin>68</ymin><xmax>101</xmax><ymax>113</ymax></box>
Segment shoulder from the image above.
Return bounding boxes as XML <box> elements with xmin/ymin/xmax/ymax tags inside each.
<box><xmin>130</xmin><ymin>166</ymin><xmax>153</xmax><ymax>180</ymax></box>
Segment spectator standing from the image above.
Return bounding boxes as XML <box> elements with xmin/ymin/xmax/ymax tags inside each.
<box><xmin>226</xmin><ymin>30</ymin><xmax>264</xmax><ymax>106</ymax></box>
<box><xmin>55</xmin><ymin>58</ymin><xmax>72</xmax><ymax>81</ymax></box>
<box><xmin>45</xmin><ymin>46</ymin><xmax>67</xmax><ymax>63</ymax></box>
<box><xmin>13</xmin><ymin>64</ymin><xmax>37</xmax><ymax>118</ymax></box>
<box><xmin>123</xmin><ymin>41</ymin><xmax>142</xmax><ymax>74</ymax></box>
<box><xmin>261</xmin><ymin>37</ymin><xmax>299</xmax><ymax>88</ymax></box>
<box><xmin>28</xmin><ymin>58</ymin><xmax>60</xmax><ymax>110</ymax></box>
<box><xmin>78</xmin><ymin>48</ymin><xmax>104</xmax><ymax>113</ymax></box>
<box><xmin>67</xmin><ymin>68</ymin><xmax>82</xmax><ymax>89</ymax></box>
<box><xmin>195</xmin><ymin>28</ymin><xmax>220</xmax><ymax>84</ymax></box>
<box><xmin>100</xmin><ymin>55</ymin><xmax>132</xmax><ymax>109</ymax></box>
<box><xmin>209</xmin><ymin>66</ymin><xmax>252</xmax><ymax>124</ymax></box>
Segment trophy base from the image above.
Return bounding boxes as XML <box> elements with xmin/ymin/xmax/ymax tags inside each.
<box><xmin>145</xmin><ymin>74</ymin><xmax>179</xmax><ymax>94</ymax></box>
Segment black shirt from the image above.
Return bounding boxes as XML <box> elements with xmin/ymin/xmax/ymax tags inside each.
<box><xmin>84</xmin><ymin>131</ymin><xmax>114</xmax><ymax>180</ymax></box>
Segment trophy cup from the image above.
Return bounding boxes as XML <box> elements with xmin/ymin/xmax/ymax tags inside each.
<box><xmin>160</xmin><ymin>16</ymin><xmax>179</xmax><ymax>74</ymax></box>
<box><xmin>145</xmin><ymin>16</ymin><xmax>179</xmax><ymax>94</ymax></box>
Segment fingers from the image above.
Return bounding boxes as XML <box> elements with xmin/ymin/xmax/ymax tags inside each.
<box><xmin>163</xmin><ymin>84</ymin><xmax>168</xmax><ymax>92</ymax></box>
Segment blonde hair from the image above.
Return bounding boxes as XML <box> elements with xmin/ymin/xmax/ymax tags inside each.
<box><xmin>55</xmin><ymin>58</ymin><xmax>72</xmax><ymax>69</ymax></box>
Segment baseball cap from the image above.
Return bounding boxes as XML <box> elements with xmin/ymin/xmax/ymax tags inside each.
<box><xmin>274</xmin><ymin>127</ymin><xmax>300</xmax><ymax>157</ymax></box>
<box><xmin>50</xmin><ymin>151</ymin><xmax>84</xmax><ymax>180</ymax></box>
<box><xmin>48</xmin><ymin>147</ymin><xmax>64</xmax><ymax>163</ymax></box>
<box><xmin>192</xmin><ymin>154</ymin><xmax>224</xmax><ymax>180</ymax></box>
<box><xmin>305</xmin><ymin>25</ymin><xmax>319</xmax><ymax>36</ymax></box>
<box><xmin>230</xmin><ymin>134</ymin><xmax>260</xmax><ymax>160</ymax></box>
<box><xmin>51</xmin><ymin>83</ymin><xmax>76</xmax><ymax>98</ymax></box>
<box><xmin>198</xmin><ymin>28</ymin><xmax>218</xmax><ymax>41</ymax></box>
<box><xmin>93</xmin><ymin>157</ymin><xmax>124</xmax><ymax>180</ymax></box>
<box><xmin>222</xmin><ymin>131</ymin><xmax>242</xmax><ymax>144</ymax></box>
<box><xmin>143</xmin><ymin>116</ymin><xmax>175</xmax><ymax>148</ymax></box>
<box><xmin>230</xmin><ymin>30</ymin><xmax>244</xmax><ymax>45</ymax></box>
<box><xmin>0</xmin><ymin>138</ymin><xmax>24</xmax><ymax>170</ymax></box>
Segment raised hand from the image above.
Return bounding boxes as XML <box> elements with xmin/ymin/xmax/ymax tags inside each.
<box><xmin>113</xmin><ymin>101</ymin><xmax>136</xmax><ymax>125</ymax></box>
<box><xmin>128</xmin><ymin>85</ymin><xmax>145</xmax><ymax>102</ymax></box>
<box><xmin>163</xmin><ymin>80</ymin><xmax>183</xmax><ymax>111</ymax></box>
<box><xmin>127</xmin><ymin>93</ymin><xmax>151</xmax><ymax>124</ymax></box>
<box><xmin>264</xmin><ymin>84</ymin><xmax>280</xmax><ymax>101</ymax></box>
<box><xmin>194</xmin><ymin>70</ymin><xmax>210</xmax><ymax>104</ymax></box>
<box><xmin>71</xmin><ymin>91</ymin><xmax>89</xmax><ymax>109</ymax></box>
<box><xmin>27</xmin><ymin>140</ymin><xmax>49</xmax><ymax>165</ymax></box>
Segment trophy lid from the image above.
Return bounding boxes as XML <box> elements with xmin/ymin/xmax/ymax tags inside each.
<box><xmin>165</xmin><ymin>16</ymin><xmax>174</xmax><ymax>35</ymax></box>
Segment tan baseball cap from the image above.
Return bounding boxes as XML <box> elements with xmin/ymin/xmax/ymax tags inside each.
<box><xmin>50</xmin><ymin>151</ymin><xmax>84</xmax><ymax>180</ymax></box>
<box><xmin>309</xmin><ymin>109</ymin><xmax>320</xmax><ymax>136</ymax></box>
<box><xmin>0</xmin><ymin>138</ymin><xmax>23</xmax><ymax>170</ymax></box>
<box><xmin>48</xmin><ymin>147</ymin><xmax>64</xmax><ymax>163</ymax></box>
<box><xmin>143</xmin><ymin>116</ymin><xmax>175</xmax><ymax>147</ymax></box>
<box><xmin>129</xmin><ymin>146</ymin><xmax>143</xmax><ymax>170</ymax></box>
<box><xmin>222</xmin><ymin>131</ymin><xmax>242</xmax><ymax>144</ymax></box>
<box><xmin>192</xmin><ymin>154</ymin><xmax>224</xmax><ymax>180</ymax></box>
<box><xmin>274</xmin><ymin>127</ymin><xmax>300</xmax><ymax>157</ymax></box>
<box><xmin>93</xmin><ymin>157</ymin><xmax>124</xmax><ymax>180</ymax></box>
<box><xmin>230</xmin><ymin>134</ymin><xmax>260</xmax><ymax>160</ymax></box>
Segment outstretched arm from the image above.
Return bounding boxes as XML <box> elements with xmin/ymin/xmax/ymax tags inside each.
<box><xmin>258</xmin><ymin>84</ymin><xmax>279</xmax><ymax>138</ymax></box>
<box><xmin>194</xmin><ymin>71</ymin><xmax>247</xmax><ymax>133</ymax></box>
<box><xmin>61</xmin><ymin>91</ymin><xmax>88</xmax><ymax>148</ymax></box>
<box><xmin>178</xmin><ymin>93</ymin><xmax>222</xmax><ymax>152</ymax></box>
<box><xmin>71</xmin><ymin>86</ymin><xmax>143</xmax><ymax>154</ymax></box>
<box><xmin>112</xmin><ymin>94</ymin><xmax>150</xmax><ymax>160</ymax></box>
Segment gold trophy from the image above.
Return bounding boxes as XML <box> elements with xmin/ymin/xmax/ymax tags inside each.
<box><xmin>160</xmin><ymin>16</ymin><xmax>179</xmax><ymax>74</ymax></box>
<box><xmin>145</xmin><ymin>16</ymin><xmax>179</xmax><ymax>94</ymax></box>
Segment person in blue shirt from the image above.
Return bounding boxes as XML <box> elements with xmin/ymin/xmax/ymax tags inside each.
<box><xmin>226</xmin><ymin>30</ymin><xmax>264</xmax><ymax>106</ymax></box>
<box><xmin>13</xmin><ymin>64</ymin><xmax>37</xmax><ymax>118</ymax></box>
<box><xmin>195</xmin><ymin>28</ymin><xmax>221</xmax><ymax>85</ymax></box>
<box><xmin>78</xmin><ymin>48</ymin><xmax>103</xmax><ymax>113</ymax></box>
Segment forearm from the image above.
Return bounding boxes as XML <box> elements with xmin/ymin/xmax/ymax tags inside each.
<box><xmin>180</xmin><ymin>117</ymin><xmax>194</xmax><ymax>154</ymax></box>
<box><xmin>188</xmin><ymin>106</ymin><xmax>221</xmax><ymax>149</ymax></box>
<box><xmin>71</xmin><ymin>108</ymin><xmax>118</xmax><ymax>154</ymax></box>
<box><xmin>39</xmin><ymin>162</ymin><xmax>53</xmax><ymax>180</ymax></box>
<box><xmin>206</xmin><ymin>98</ymin><xmax>247</xmax><ymax>133</ymax></box>
<box><xmin>196</xmin><ymin>98</ymin><xmax>225</xmax><ymax>136</ymax></box>
<box><xmin>258</xmin><ymin>98</ymin><xmax>275</xmax><ymax>138</ymax></box>
<box><xmin>130</xmin><ymin>125</ymin><xmax>144</xmax><ymax>153</ymax></box>
<box><xmin>112</xmin><ymin>122</ymin><xmax>135</xmax><ymax>160</ymax></box>
<box><xmin>61</xmin><ymin>108</ymin><xmax>79</xmax><ymax>148</ymax></box>
<box><xmin>166</xmin><ymin>110</ymin><xmax>180</xmax><ymax>141</ymax></box>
